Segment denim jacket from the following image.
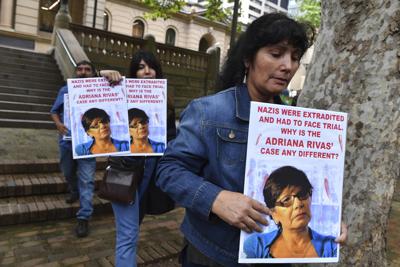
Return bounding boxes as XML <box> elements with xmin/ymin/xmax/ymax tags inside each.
<box><xmin>157</xmin><ymin>84</ymin><xmax>283</xmax><ymax>266</ymax></box>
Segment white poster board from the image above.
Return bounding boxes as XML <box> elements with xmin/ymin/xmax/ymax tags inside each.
<box><xmin>68</xmin><ymin>77</ymin><xmax>130</xmax><ymax>159</ymax></box>
<box><xmin>125</xmin><ymin>78</ymin><xmax>167</xmax><ymax>156</ymax></box>
<box><xmin>62</xmin><ymin>93</ymin><xmax>71</xmax><ymax>140</ymax></box>
<box><xmin>239</xmin><ymin>102</ymin><xmax>347</xmax><ymax>264</ymax></box>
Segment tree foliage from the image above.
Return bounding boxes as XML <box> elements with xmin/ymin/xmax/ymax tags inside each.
<box><xmin>139</xmin><ymin>0</ymin><xmax>231</xmax><ymax>23</ymax></box>
<box><xmin>295</xmin><ymin>0</ymin><xmax>321</xmax><ymax>29</ymax></box>
<box><xmin>140</xmin><ymin>0</ymin><xmax>186</xmax><ymax>20</ymax></box>
<box><xmin>204</xmin><ymin>0</ymin><xmax>232</xmax><ymax>23</ymax></box>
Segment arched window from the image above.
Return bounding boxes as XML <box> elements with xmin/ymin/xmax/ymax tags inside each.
<box><xmin>103</xmin><ymin>10</ymin><xmax>110</xmax><ymax>31</ymax></box>
<box><xmin>198</xmin><ymin>37</ymin><xmax>210</xmax><ymax>52</ymax></box>
<box><xmin>165</xmin><ymin>28</ymin><xmax>176</xmax><ymax>46</ymax></box>
<box><xmin>132</xmin><ymin>20</ymin><xmax>144</xmax><ymax>38</ymax></box>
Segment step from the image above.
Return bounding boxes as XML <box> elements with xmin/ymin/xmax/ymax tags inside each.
<box><xmin>0</xmin><ymin>56</ymin><xmax>59</xmax><ymax>69</ymax></box>
<box><xmin>0</xmin><ymin>158</ymin><xmax>107</xmax><ymax>174</ymax></box>
<box><xmin>0</xmin><ymin>61</ymin><xmax>64</xmax><ymax>75</ymax></box>
<box><xmin>0</xmin><ymin>49</ymin><xmax>56</xmax><ymax>62</ymax></box>
<box><xmin>0</xmin><ymin>46</ymin><xmax>53</xmax><ymax>59</ymax></box>
<box><xmin>0</xmin><ymin>68</ymin><xmax>63</xmax><ymax>81</ymax></box>
<box><xmin>0</xmin><ymin>78</ymin><xmax>62</xmax><ymax>91</ymax></box>
<box><xmin>0</xmin><ymin>118</ymin><xmax>55</xmax><ymax>129</ymax></box>
<box><xmin>0</xmin><ymin>86</ymin><xmax>58</xmax><ymax>98</ymax></box>
<box><xmin>0</xmin><ymin>72</ymin><xmax>64</xmax><ymax>84</ymax></box>
<box><xmin>0</xmin><ymin>171</ymin><xmax>103</xmax><ymax>198</ymax></box>
<box><xmin>0</xmin><ymin>92</ymin><xmax>55</xmax><ymax>105</ymax></box>
<box><xmin>0</xmin><ymin>192</ymin><xmax>112</xmax><ymax>226</ymax></box>
<box><xmin>0</xmin><ymin>100</ymin><xmax>52</xmax><ymax>112</ymax></box>
<box><xmin>0</xmin><ymin>109</ymin><xmax>51</xmax><ymax>121</ymax></box>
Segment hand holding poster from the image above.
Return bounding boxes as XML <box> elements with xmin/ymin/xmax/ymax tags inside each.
<box><xmin>239</xmin><ymin>102</ymin><xmax>347</xmax><ymax>264</ymax></box>
<box><xmin>68</xmin><ymin>77</ymin><xmax>130</xmax><ymax>159</ymax></box>
<box><xmin>125</xmin><ymin>78</ymin><xmax>167</xmax><ymax>156</ymax></box>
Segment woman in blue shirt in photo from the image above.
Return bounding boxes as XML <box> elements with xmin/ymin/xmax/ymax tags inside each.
<box><xmin>75</xmin><ymin>108</ymin><xmax>129</xmax><ymax>155</ymax></box>
<box><xmin>244</xmin><ymin>166</ymin><xmax>337</xmax><ymax>258</ymax></box>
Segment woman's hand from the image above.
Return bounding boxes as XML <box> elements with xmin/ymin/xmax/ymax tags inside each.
<box><xmin>211</xmin><ymin>190</ymin><xmax>270</xmax><ymax>233</ymax></box>
<box><xmin>99</xmin><ymin>70</ymin><xmax>122</xmax><ymax>85</ymax></box>
<box><xmin>335</xmin><ymin>222</ymin><xmax>348</xmax><ymax>245</ymax></box>
<box><xmin>55</xmin><ymin>122</ymin><xmax>68</xmax><ymax>135</ymax></box>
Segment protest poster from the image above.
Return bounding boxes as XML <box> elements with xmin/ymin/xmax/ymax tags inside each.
<box><xmin>125</xmin><ymin>78</ymin><xmax>167</xmax><ymax>156</ymax></box>
<box><xmin>68</xmin><ymin>77</ymin><xmax>130</xmax><ymax>159</ymax></box>
<box><xmin>62</xmin><ymin>93</ymin><xmax>71</xmax><ymax>140</ymax></box>
<box><xmin>239</xmin><ymin>102</ymin><xmax>347</xmax><ymax>264</ymax></box>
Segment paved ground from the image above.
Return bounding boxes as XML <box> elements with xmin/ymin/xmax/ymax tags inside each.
<box><xmin>0</xmin><ymin>128</ymin><xmax>59</xmax><ymax>161</ymax></box>
<box><xmin>0</xmin><ymin>208</ymin><xmax>184</xmax><ymax>267</ymax></box>
<box><xmin>0</xmin><ymin>201</ymin><xmax>399</xmax><ymax>267</ymax></box>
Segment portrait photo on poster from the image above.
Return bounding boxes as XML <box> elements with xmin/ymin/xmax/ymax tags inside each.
<box><xmin>239</xmin><ymin>102</ymin><xmax>347</xmax><ymax>264</ymax></box>
<box><xmin>125</xmin><ymin>78</ymin><xmax>167</xmax><ymax>156</ymax></box>
<box><xmin>68</xmin><ymin>77</ymin><xmax>130</xmax><ymax>159</ymax></box>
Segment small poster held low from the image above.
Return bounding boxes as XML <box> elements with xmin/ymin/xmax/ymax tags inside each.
<box><xmin>239</xmin><ymin>102</ymin><xmax>347</xmax><ymax>264</ymax></box>
<box><xmin>125</xmin><ymin>78</ymin><xmax>167</xmax><ymax>156</ymax></box>
<box><xmin>68</xmin><ymin>77</ymin><xmax>130</xmax><ymax>159</ymax></box>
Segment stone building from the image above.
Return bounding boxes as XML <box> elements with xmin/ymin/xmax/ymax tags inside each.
<box><xmin>0</xmin><ymin>0</ymin><xmax>230</xmax><ymax>61</ymax></box>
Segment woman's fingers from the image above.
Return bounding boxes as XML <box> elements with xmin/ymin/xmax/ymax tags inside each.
<box><xmin>335</xmin><ymin>222</ymin><xmax>348</xmax><ymax>245</ymax></box>
<box><xmin>212</xmin><ymin>191</ymin><xmax>269</xmax><ymax>233</ymax></box>
<box><xmin>242</xmin><ymin>215</ymin><xmax>263</xmax><ymax>233</ymax></box>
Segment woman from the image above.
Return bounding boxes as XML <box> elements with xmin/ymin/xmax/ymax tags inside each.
<box><xmin>128</xmin><ymin>108</ymin><xmax>165</xmax><ymax>153</ymax></box>
<box><xmin>244</xmin><ymin>166</ymin><xmax>337</xmax><ymax>258</ymax></box>
<box><xmin>111</xmin><ymin>50</ymin><xmax>175</xmax><ymax>267</ymax></box>
<box><xmin>75</xmin><ymin>108</ymin><xmax>129</xmax><ymax>156</ymax></box>
<box><xmin>156</xmin><ymin>13</ymin><xmax>346</xmax><ymax>267</ymax></box>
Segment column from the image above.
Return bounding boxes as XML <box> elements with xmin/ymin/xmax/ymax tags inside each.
<box><xmin>0</xmin><ymin>0</ymin><xmax>14</xmax><ymax>28</ymax></box>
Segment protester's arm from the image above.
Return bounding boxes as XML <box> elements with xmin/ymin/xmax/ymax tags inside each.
<box><xmin>156</xmin><ymin>100</ymin><xmax>269</xmax><ymax>232</ymax></box>
<box><xmin>50</xmin><ymin>87</ymin><xmax>68</xmax><ymax>135</ymax></box>
<box><xmin>157</xmin><ymin>100</ymin><xmax>221</xmax><ymax>221</ymax></box>
<box><xmin>50</xmin><ymin>113</ymin><xmax>68</xmax><ymax>135</ymax></box>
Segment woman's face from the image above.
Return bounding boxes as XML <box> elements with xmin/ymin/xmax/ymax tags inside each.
<box><xmin>271</xmin><ymin>186</ymin><xmax>311</xmax><ymax>231</ymax></box>
<box><xmin>246</xmin><ymin>41</ymin><xmax>301</xmax><ymax>102</ymax></box>
<box><xmin>87</xmin><ymin>118</ymin><xmax>111</xmax><ymax>141</ymax></box>
<box><xmin>136</xmin><ymin>60</ymin><xmax>156</xmax><ymax>79</ymax></box>
<box><xmin>129</xmin><ymin>117</ymin><xmax>149</xmax><ymax>140</ymax></box>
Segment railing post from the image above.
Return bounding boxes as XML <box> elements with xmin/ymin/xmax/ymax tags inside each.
<box><xmin>205</xmin><ymin>46</ymin><xmax>220</xmax><ymax>95</ymax></box>
<box><xmin>51</xmin><ymin>0</ymin><xmax>72</xmax><ymax>45</ymax></box>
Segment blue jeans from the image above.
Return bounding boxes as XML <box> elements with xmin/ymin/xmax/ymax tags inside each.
<box><xmin>59</xmin><ymin>145</ymin><xmax>96</xmax><ymax>220</ymax></box>
<box><xmin>112</xmin><ymin>191</ymin><xmax>139</xmax><ymax>267</ymax></box>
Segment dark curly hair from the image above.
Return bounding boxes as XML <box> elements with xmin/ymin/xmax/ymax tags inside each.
<box><xmin>129</xmin><ymin>50</ymin><xmax>163</xmax><ymax>79</ymax></box>
<box><xmin>218</xmin><ymin>13</ymin><xmax>311</xmax><ymax>91</ymax></box>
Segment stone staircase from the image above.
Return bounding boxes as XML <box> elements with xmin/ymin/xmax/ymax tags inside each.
<box><xmin>0</xmin><ymin>160</ymin><xmax>111</xmax><ymax>226</ymax></box>
<box><xmin>0</xmin><ymin>46</ymin><xmax>64</xmax><ymax>129</ymax></box>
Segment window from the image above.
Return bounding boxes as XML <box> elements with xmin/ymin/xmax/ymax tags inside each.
<box><xmin>165</xmin><ymin>28</ymin><xmax>176</xmax><ymax>46</ymax></box>
<box><xmin>39</xmin><ymin>0</ymin><xmax>83</xmax><ymax>32</ymax></box>
<box><xmin>249</xmin><ymin>5</ymin><xmax>261</xmax><ymax>14</ymax></box>
<box><xmin>268</xmin><ymin>0</ymin><xmax>278</xmax><ymax>4</ymax></box>
<box><xmin>250</xmin><ymin>0</ymin><xmax>262</xmax><ymax>5</ymax></box>
<box><xmin>132</xmin><ymin>20</ymin><xmax>144</xmax><ymax>38</ymax></box>
<box><xmin>103</xmin><ymin>11</ymin><xmax>110</xmax><ymax>31</ymax></box>
<box><xmin>249</xmin><ymin>14</ymin><xmax>258</xmax><ymax>20</ymax></box>
<box><xmin>199</xmin><ymin>37</ymin><xmax>210</xmax><ymax>52</ymax></box>
<box><xmin>280</xmin><ymin>0</ymin><xmax>289</xmax><ymax>9</ymax></box>
<box><xmin>38</xmin><ymin>0</ymin><xmax>60</xmax><ymax>32</ymax></box>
